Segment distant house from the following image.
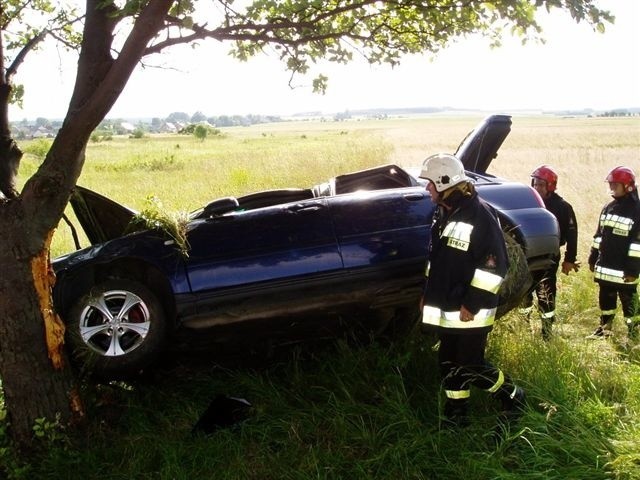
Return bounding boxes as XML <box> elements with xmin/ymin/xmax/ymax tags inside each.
<box><xmin>156</xmin><ymin>122</ymin><xmax>179</xmax><ymax>133</ymax></box>
<box><xmin>119</xmin><ymin>122</ymin><xmax>136</xmax><ymax>133</ymax></box>
<box><xmin>32</xmin><ymin>126</ymin><xmax>55</xmax><ymax>138</ymax></box>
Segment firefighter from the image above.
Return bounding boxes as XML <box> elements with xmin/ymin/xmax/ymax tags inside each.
<box><xmin>521</xmin><ymin>165</ymin><xmax>579</xmax><ymax>339</ymax></box>
<box><xmin>420</xmin><ymin>153</ymin><xmax>525</xmax><ymax>427</ymax></box>
<box><xmin>588</xmin><ymin>166</ymin><xmax>640</xmax><ymax>340</ymax></box>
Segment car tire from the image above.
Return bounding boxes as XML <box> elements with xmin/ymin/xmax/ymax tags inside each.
<box><xmin>66</xmin><ymin>278</ymin><xmax>168</xmax><ymax>379</ymax></box>
<box><xmin>497</xmin><ymin>232</ymin><xmax>532</xmax><ymax>319</ymax></box>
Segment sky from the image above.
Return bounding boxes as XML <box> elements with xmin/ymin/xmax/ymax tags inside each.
<box><xmin>9</xmin><ymin>0</ymin><xmax>640</xmax><ymax>120</ymax></box>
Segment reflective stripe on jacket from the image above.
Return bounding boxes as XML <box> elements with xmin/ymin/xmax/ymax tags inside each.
<box><xmin>422</xmin><ymin>305</ymin><xmax>498</xmax><ymax>329</ymax></box>
<box><xmin>594</xmin><ymin>265</ymin><xmax>640</xmax><ymax>285</ymax></box>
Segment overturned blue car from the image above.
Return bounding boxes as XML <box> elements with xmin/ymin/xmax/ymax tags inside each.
<box><xmin>52</xmin><ymin>114</ymin><xmax>559</xmax><ymax>378</ymax></box>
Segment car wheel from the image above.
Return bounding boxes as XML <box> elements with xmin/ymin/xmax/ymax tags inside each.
<box><xmin>66</xmin><ymin>279</ymin><xmax>168</xmax><ymax>378</ymax></box>
<box><xmin>497</xmin><ymin>232</ymin><xmax>532</xmax><ymax>319</ymax></box>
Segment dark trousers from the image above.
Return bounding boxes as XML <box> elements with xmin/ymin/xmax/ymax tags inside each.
<box><xmin>522</xmin><ymin>262</ymin><xmax>559</xmax><ymax>316</ymax></box>
<box><xmin>599</xmin><ymin>283</ymin><xmax>639</xmax><ymax>324</ymax></box>
<box><xmin>438</xmin><ymin>331</ymin><xmax>502</xmax><ymax>394</ymax></box>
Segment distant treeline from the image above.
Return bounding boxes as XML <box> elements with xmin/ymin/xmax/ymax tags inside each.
<box><xmin>597</xmin><ymin>110</ymin><xmax>639</xmax><ymax>117</ymax></box>
<box><xmin>11</xmin><ymin>108</ymin><xmax>639</xmax><ymax>140</ymax></box>
<box><xmin>160</xmin><ymin>111</ymin><xmax>284</xmax><ymax>127</ymax></box>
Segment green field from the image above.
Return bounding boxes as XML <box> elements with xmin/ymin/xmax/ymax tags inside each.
<box><xmin>5</xmin><ymin>115</ymin><xmax>640</xmax><ymax>479</ymax></box>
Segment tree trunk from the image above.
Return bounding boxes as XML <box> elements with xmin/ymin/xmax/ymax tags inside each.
<box><xmin>0</xmin><ymin>0</ymin><xmax>174</xmax><ymax>449</ymax></box>
<box><xmin>0</xmin><ymin>214</ymin><xmax>83</xmax><ymax>448</ymax></box>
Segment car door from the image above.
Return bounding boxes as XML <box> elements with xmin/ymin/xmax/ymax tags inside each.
<box><xmin>183</xmin><ymin>197</ymin><xmax>343</xmax><ymax>318</ymax></box>
<box><xmin>325</xmin><ymin>187</ymin><xmax>434</xmax><ymax>306</ymax></box>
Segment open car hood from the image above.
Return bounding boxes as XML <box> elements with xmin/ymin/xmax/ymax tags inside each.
<box><xmin>69</xmin><ymin>185</ymin><xmax>137</xmax><ymax>245</ymax></box>
<box><xmin>455</xmin><ymin>114</ymin><xmax>512</xmax><ymax>174</ymax></box>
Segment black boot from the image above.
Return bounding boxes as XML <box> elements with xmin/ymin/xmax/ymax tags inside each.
<box><xmin>489</xmin><ymin>385</ymin><xmax>526</xmax><ymax>445</ymax></box>
<box><xmin>496</xmin><ymin>385</ymin><xmax>526</xmax><ymax>421</ymax></box>
<box><xmin>587</xmin><ymin>321</ymin><xmax>613</xmax><ymax>339</ymax></box>
<box><xmin>443</xmin><ymin>399</ymin><xmax>470</xmax><ymax>428</ymax></box>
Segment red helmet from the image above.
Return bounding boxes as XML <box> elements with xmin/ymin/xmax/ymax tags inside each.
<box><xmin>530</xmin><ymin>165</ymin><xmax>558</xmax><ymax>192</ymax></box>
<box><xmin>606</xmin><ymin>166</ymin><xmax>636</xmax><ymax>192</ymax></box>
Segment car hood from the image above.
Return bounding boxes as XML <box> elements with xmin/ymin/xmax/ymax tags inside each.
<box><xmin>68</xmin><ymin>185</ymin><xmax>137</xmax><ymax>245</ymax></box>
<box><xmin>455</xmin><ymin>114</ymin><xmax>512</xmax><ymax>174</ymax></box>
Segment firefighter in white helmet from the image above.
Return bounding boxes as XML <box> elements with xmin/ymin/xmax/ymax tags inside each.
<box><xmin>420</xmin><ymin>153</ymin><xmax>525</xmax><ymax>427</ymax></box>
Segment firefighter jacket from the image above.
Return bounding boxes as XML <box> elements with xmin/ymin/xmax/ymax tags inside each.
<box><xmin>544</xmin><ymin>192</ymin><xmax>578</xmax><ymax>263</ymax></box>
<box><xmin>588</xmin><ymin>192</ymin><xmax>640</xmax><ymax>286</ymax></box>
<box><xmin>422</xmin><ymin>191</ymin><xmax>508</xmax><ymax>334</ymax></box>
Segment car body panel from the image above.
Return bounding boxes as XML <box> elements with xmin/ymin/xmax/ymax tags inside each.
<box><xmin>468</xmin><ymin>181</ymin><xmax>560</xmax><ymax>261</ymax></box>
<box><xmin>328</xmin><ymin>189</ymin><xmax>433</xmax><ymax>269</ymax></box>
<box><xmin>185</xmin><ymin>199</ymin><xmax>342</xmax><ymax>292</ymax></box>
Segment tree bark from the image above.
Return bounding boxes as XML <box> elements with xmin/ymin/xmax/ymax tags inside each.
<box><xmin>0</xmin><ymin>214</ymin><xmax>82</xmax><ymax>447</ymax></box>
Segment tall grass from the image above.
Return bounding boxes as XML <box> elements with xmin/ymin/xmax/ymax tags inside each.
<box><xmin>4</xmin><ymin>115</ymin><xmax>640</xmax><ymax>479</ymax></box>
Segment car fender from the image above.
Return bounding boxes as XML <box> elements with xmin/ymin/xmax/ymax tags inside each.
<box><xmin>52</xmin><ymin>232</ymin><xmax>188</xmax><ymax>319</ymax></box>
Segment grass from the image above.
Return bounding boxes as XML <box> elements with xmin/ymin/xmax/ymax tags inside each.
<box><xmin>3</xmin><ymin>115</ymin><xmax>640</xmax><ymax>479</ymax></box>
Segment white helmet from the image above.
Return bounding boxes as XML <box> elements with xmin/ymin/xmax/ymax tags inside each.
<box><xmin>419</xmin><ymin>153</ymin><xmax>469</xmax><ymax>192</ymax></box>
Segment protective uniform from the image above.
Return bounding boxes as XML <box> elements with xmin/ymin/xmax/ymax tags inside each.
<box><xmin>523</xmin><ymin>165</ymin><xmax>579</xmax><ymax>339</ymax></box>
<box><xmin>588</xmin><ymin>166</ymin><xmax>640</xmax><ymax>339</ymax></box>
<box><xmin>420</xmin><ymin>153</ymin><xmax>525</xmax><ymax>426</ymax></box>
